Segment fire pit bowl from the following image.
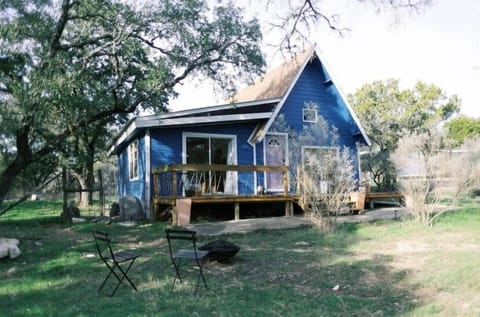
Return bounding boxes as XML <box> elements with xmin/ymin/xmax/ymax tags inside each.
<box><xmin>198</xmin><ymin>240</ymin><xmax>240</xmax><ymax>263</ymax></box>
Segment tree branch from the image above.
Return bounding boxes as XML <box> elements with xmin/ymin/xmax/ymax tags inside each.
<box><xmin>50</xmin><ymin>0</ymin><xmax>76</xmax><ymax>56</ymax></box>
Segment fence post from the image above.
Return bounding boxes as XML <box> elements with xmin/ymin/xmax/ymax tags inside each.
<box><xmin>62</xmin><ymin>166</ymin><xmax>72</xmax><ymax>223</ymax></box>
<box><xmin>97</xmin><ymin>169</ymin><xmax>104</xmax><ymax>216</ymax></box>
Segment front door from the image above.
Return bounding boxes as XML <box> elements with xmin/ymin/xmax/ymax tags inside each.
<box><xmin>264</xmin><ymin>133</ymin><xmax>288</xmax><ymax>192</ymax></box>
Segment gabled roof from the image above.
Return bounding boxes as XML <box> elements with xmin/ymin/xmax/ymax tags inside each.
<box><xmin>231</xmin><ymin>48</ymin><xmax>313</xmax><ymax>102</ymax></box>
<box><xmin>232</xmin><ymin>45</ymin><xmax>370</xmax><ymax>145</ymax></box>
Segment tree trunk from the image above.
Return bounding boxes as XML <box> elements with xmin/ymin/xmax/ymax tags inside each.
<box><xmin>70</xmin><ymin>171</ymin><xmax>89</xmax><ymax>207</ymax></box>
<box><xmin>62</xmin><ymin>166</ymin><xmax>72</xmax><ymax>223</ymax></box>
<box><xmin>0</xmin><ymin>158</ymin><xmax>27</xmax><ymax>207</ymax></box>
<box><xmin>0</xmin><ymin>122</ymin><xmax>57</xmax><ymax>212</ymax></box>
<box><xmin>78</xmin><ymin>175</ymin><xmax>89</xmax><ymax>207</ymax></box>
<box><xmin>86</xmin><ymin>142</ymin><xmax>96</xmax><ymax>206</ymax></box>
<box><xmin>0</xmin><ymin>125</ymin><xmax>34</xmax><ymax>207</ymax></box>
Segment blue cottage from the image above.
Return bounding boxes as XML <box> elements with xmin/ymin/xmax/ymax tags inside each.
<box><xmin>109</xmin><ymin>47</ymin><xmax>370</xmax><ymax>223</ymax></box>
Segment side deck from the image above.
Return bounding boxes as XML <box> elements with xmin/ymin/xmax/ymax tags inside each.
<box><xmin>150</xmin><ymin>164</ymin><xmax>385</xmax><ymax>224</ymax></box>
<box><xmin>365</xmin><ymin>192</ymin><xmax>404</xmax><ymax>209</ymax></box>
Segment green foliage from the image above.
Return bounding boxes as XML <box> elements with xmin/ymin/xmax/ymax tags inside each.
<box><xmin>0</xmin><ymin>0</ymin><xmax>265</xmax><ymax>206</ymax></box>
<box><xmin>1</xmin><ymin>200</ymin><xmax>480</xmax><ymax>316</ymax></box>
<box><xmin>446</xmin><ymin>115</ymin><xmax>480</xmax><ymax>146</ymax></box>
<box><xmin>0</xmin><ymin>200</ymin><xmax>63</xmax><ymax>224</ymax></box>
<box><xmin>349</xmin><ymin>79</ymin><xmax>460</xmax><ymax>191</ymax></box>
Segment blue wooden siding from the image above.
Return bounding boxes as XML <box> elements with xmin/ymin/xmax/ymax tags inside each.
<box><xmin>116</xmin><ymin>55</ymin><xmax>367</xmax><ymax>202</ymax></box>
<box><xmin>150</xmin><ymin>129</ymin><xmax>182</xmax><ymax>167</ymax></box>
<box><xmin>149</xmin><ymin>122</ymin><xmax>259</xmax><ymax>194</ymax></box>
<box><xmin>150</xmin><ymin>123</ymin><xmax>257</xmax><ymax>167</ymax></box>
<box><xmin>117</xmin><ymin>134</ymin><xmax>146</xmax><ymax>204</ymax></box>
<box><xmin>271</xmin><ymin>59</ymin><xmax>362</xmax><ymax>181</ymax></box>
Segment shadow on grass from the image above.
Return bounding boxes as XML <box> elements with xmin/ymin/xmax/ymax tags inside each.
<box><xmin>0</xmin><ymin>215</ymin><xmax>419</xmax><ymax>317</ymax></box>
<box><xmin>198</xmin><ymin>226</ymin><xmax>416</xmax><ymax>316</ymax></box>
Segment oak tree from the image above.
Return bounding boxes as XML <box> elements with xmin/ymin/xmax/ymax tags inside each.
<box><xmin>0</xmin><ymin>0</ymin><xmax>264</xmax><ymax>213</ymax></box>
<box><xmin>349</xmin><ymin>79</ymin><xmax>460</xmax><ymax>191</ymax></box>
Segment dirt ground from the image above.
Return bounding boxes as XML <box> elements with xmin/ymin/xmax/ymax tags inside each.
<box><xmin>186</xmin><ymin>207</ymin><xmax>408</xmax><ymax>236</ymax></box>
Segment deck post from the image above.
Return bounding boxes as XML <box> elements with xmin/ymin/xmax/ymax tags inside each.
<box><xmin>282</xmin><ymin>170</ymin><xmax>289</xmax><ymax>195</ymax></box>
<box><xmin>172</xmin><ymin>202</ymin><xmax>178</xmax><ymax>226</ymax></box>
<box><xmin>234</xmin><ymin>202</ymin><xmax>240</xmax><ymax>221</ymax></box>
<box><xmin>172</xmin><ymin>171</ymin><xmax>177</xmax><ymax>198</ymax></box>
<box><xmin>285</xmin><ymin>200</ymin><xmax>293</xmax><ymax>216</ymax></box>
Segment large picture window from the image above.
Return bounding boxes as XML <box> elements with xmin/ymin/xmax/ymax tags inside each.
<box><xmin>128</xmin><ymin>140</ymin><xmax>139</xmax><ymax>180</ymax></box>
<box><xmin>302</xmin><ymin>146</ymin><xmax>339</xmax><ymax>193</ymax></box>
<box><xmin>183</xmin><ymin>133</ymin><xmax>237</xmax><ymax>194</ymax></box>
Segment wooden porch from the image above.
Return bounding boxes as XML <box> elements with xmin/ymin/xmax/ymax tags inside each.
<box><xmin>152</xmin><ymin>164</ymin><xmax>296</xmax><ymax>225</ymax></box>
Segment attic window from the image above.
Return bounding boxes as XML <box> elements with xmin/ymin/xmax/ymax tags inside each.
<box><xmin>303</xmin><ymin>108</ymin><xmax>317</xmax><ymax>123</ymax></box>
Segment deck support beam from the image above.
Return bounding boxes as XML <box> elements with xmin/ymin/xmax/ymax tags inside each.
<box><xmin>285</xmin><ymin>200</ymin><xmax>293</xmax><ymax>216</ymax></box>
<box><xmin>234</xmin><ymin>202</ymin><xmax>240</xmax><ymax>221</ymax></box>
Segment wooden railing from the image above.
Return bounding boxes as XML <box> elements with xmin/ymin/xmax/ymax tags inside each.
<box><xmin>152</xmin><ymin>164</ymin><xmax>289</xmax><ymax>199</ymax></box>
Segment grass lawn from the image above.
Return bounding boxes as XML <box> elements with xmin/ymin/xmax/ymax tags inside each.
<box><xmin>1</xmin><ymin>200</ymin><xmax>480</xmax><ymax>316</ymax></box>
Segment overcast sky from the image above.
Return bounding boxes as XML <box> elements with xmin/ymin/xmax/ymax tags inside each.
<box><xmin>169</xmin><ymin>0</ymin><xmax>480</xmax><ymax>118</ymax></box>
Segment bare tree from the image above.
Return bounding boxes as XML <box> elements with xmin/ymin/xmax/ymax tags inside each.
<box><xmin>393</xmin><ymin>132</ymin><xmax>480</xmax><ymax>226</ymax></box>
<box><xmin>269</xmin><ymin>105</ymin><xmax>358</xmax><ymax>231</ymax></box>
<box><xmin>297</xmin><ymin>147</ymin><xmax>358</xmax><ymax>231</ymax></box>
<box><xmin>263</xmin><ymin>0</ymin><xmax>432</xmax><ymax>51</ymax></box>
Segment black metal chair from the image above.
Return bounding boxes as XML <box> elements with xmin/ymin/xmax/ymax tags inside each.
<box><xmin>165</xmin><ymin>228</ymin><xmax>210</xmax><ymax>293</ymax></box>
<box><xmin>92</xmin><ymin>230</ymin><xmax>140</xmax><ymax>296</ymax></box>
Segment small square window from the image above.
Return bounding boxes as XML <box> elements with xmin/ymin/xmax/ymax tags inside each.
<box><xmin>303</xmin><ymin>109</ymin><xmax>317</xmax><ymax>122</ymax></box>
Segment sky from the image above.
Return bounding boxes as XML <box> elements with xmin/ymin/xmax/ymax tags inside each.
<box><xmin>169</xmin><ymin>0</ymin><xmax>480</xmax><ymax>118</ymax></box>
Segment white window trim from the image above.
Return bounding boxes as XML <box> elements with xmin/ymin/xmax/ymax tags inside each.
<box><xmin>301</xmin><ymin>145</ymin><xmax>340</xmax><ymax>165</ymax></box>
<box><xmin>182</xmin><ymin>132</ymin><xmax>238</xmax><ymax>195</ymax></box>
<box><xmin>182</xmin><ymin>132</ymin><xmax>237</xmax><ymax>165</ymax></box>
<box><xmin>144</xmin><ymin>129</ymin><xmax>151</xmax><ymax>218</ymax></box>
<box><xmin>301</xmin><ymin>146</ymin><xmax>340</xmax><ymax>193</ymax></box>
<box><xmin>301</xmin><ymin>145</ymin><xmax>340</xmax><ymax>176</ymax></box>
<box><xmin>128</xmin><ymin>140</ymin><xmax>139</xmax><ymax>181</ymax></box>
<box><xmin>303</xmin><ymin>108</ymin><xmax>318</xmax><ymax>123</ymax></box>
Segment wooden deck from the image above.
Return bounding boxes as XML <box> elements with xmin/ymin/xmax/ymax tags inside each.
<box><xmin>153</xmin><ymin>194</ymin><xmax>296</xmax><ymax>225</ymax></box>
<box><xmin>365</xmin><ymin>192</ymin><xmax>404</xmax><ymax>209</ymax></box>
<box><xmin>150</xmin><ymin>164</ymin><xmax>401</xmax><ymax>224</ymax></box>
<box><xmin>152</xmin><ymin>164</ymin><xmax>294</xmax><ymax>225</ymax></box>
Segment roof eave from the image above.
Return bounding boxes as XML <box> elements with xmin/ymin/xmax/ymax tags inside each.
<box><xmin>108</xmin><ymin>118</ymin><xmax>137</xmax><ymax>155</ymax></box>
<box><xmin>136</xmin><ymin>112</ymin><xmax>273</xmax><ymax>128</ymax></box>
<box><xmin>314</xmin><ymin>46</ymin><xmax>371</xmax><ymax>146</ymax></box>
<box><xmin>142</xmin><ymin>97</ymin><xmax>281</xmax><ymax>121</ymax></box>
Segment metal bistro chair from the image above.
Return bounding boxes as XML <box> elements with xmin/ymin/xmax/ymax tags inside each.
<box><xmin>165</xmin><ymin>228</ymin><xmax>210</xmax><ymax>293</ymax></box>
<box><xmin>92</xmin><ymin>230</ymin><xmax>140</xmax><ymax>296</ymax></box>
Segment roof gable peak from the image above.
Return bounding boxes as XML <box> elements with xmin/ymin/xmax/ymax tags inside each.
<box><xmin>231</xmin><ymin>46</ymin><xmax>316</xmax><ymax>103</ymax></box>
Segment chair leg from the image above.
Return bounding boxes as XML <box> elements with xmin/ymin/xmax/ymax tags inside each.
<box><xmin>170</xmin><ymin>258</ymin><xmax>183</xmax><ymax>293</ymax></box>
<box><xmin>195</xmin><ymin>259</ymin><xmax>208</xmax><ymax>293</ymax></box>
<box><xmin>116</xmin><ymin>259</ymin><xmax>138</xmax><ymax>291</ymax></box>
<box><xmin>98</xmin><ymin>262</ymin><xmax>116</xmax><ymax>293</ymax></box>
<box><xmin>169</xmin><ymin>256</ymin><xmax>208</xmax><ymax>294</ymax></box>
<box><xmin>99</xmin><ymin>260</ymin><xmax>138</xmax><ymax>297</ymax></box>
